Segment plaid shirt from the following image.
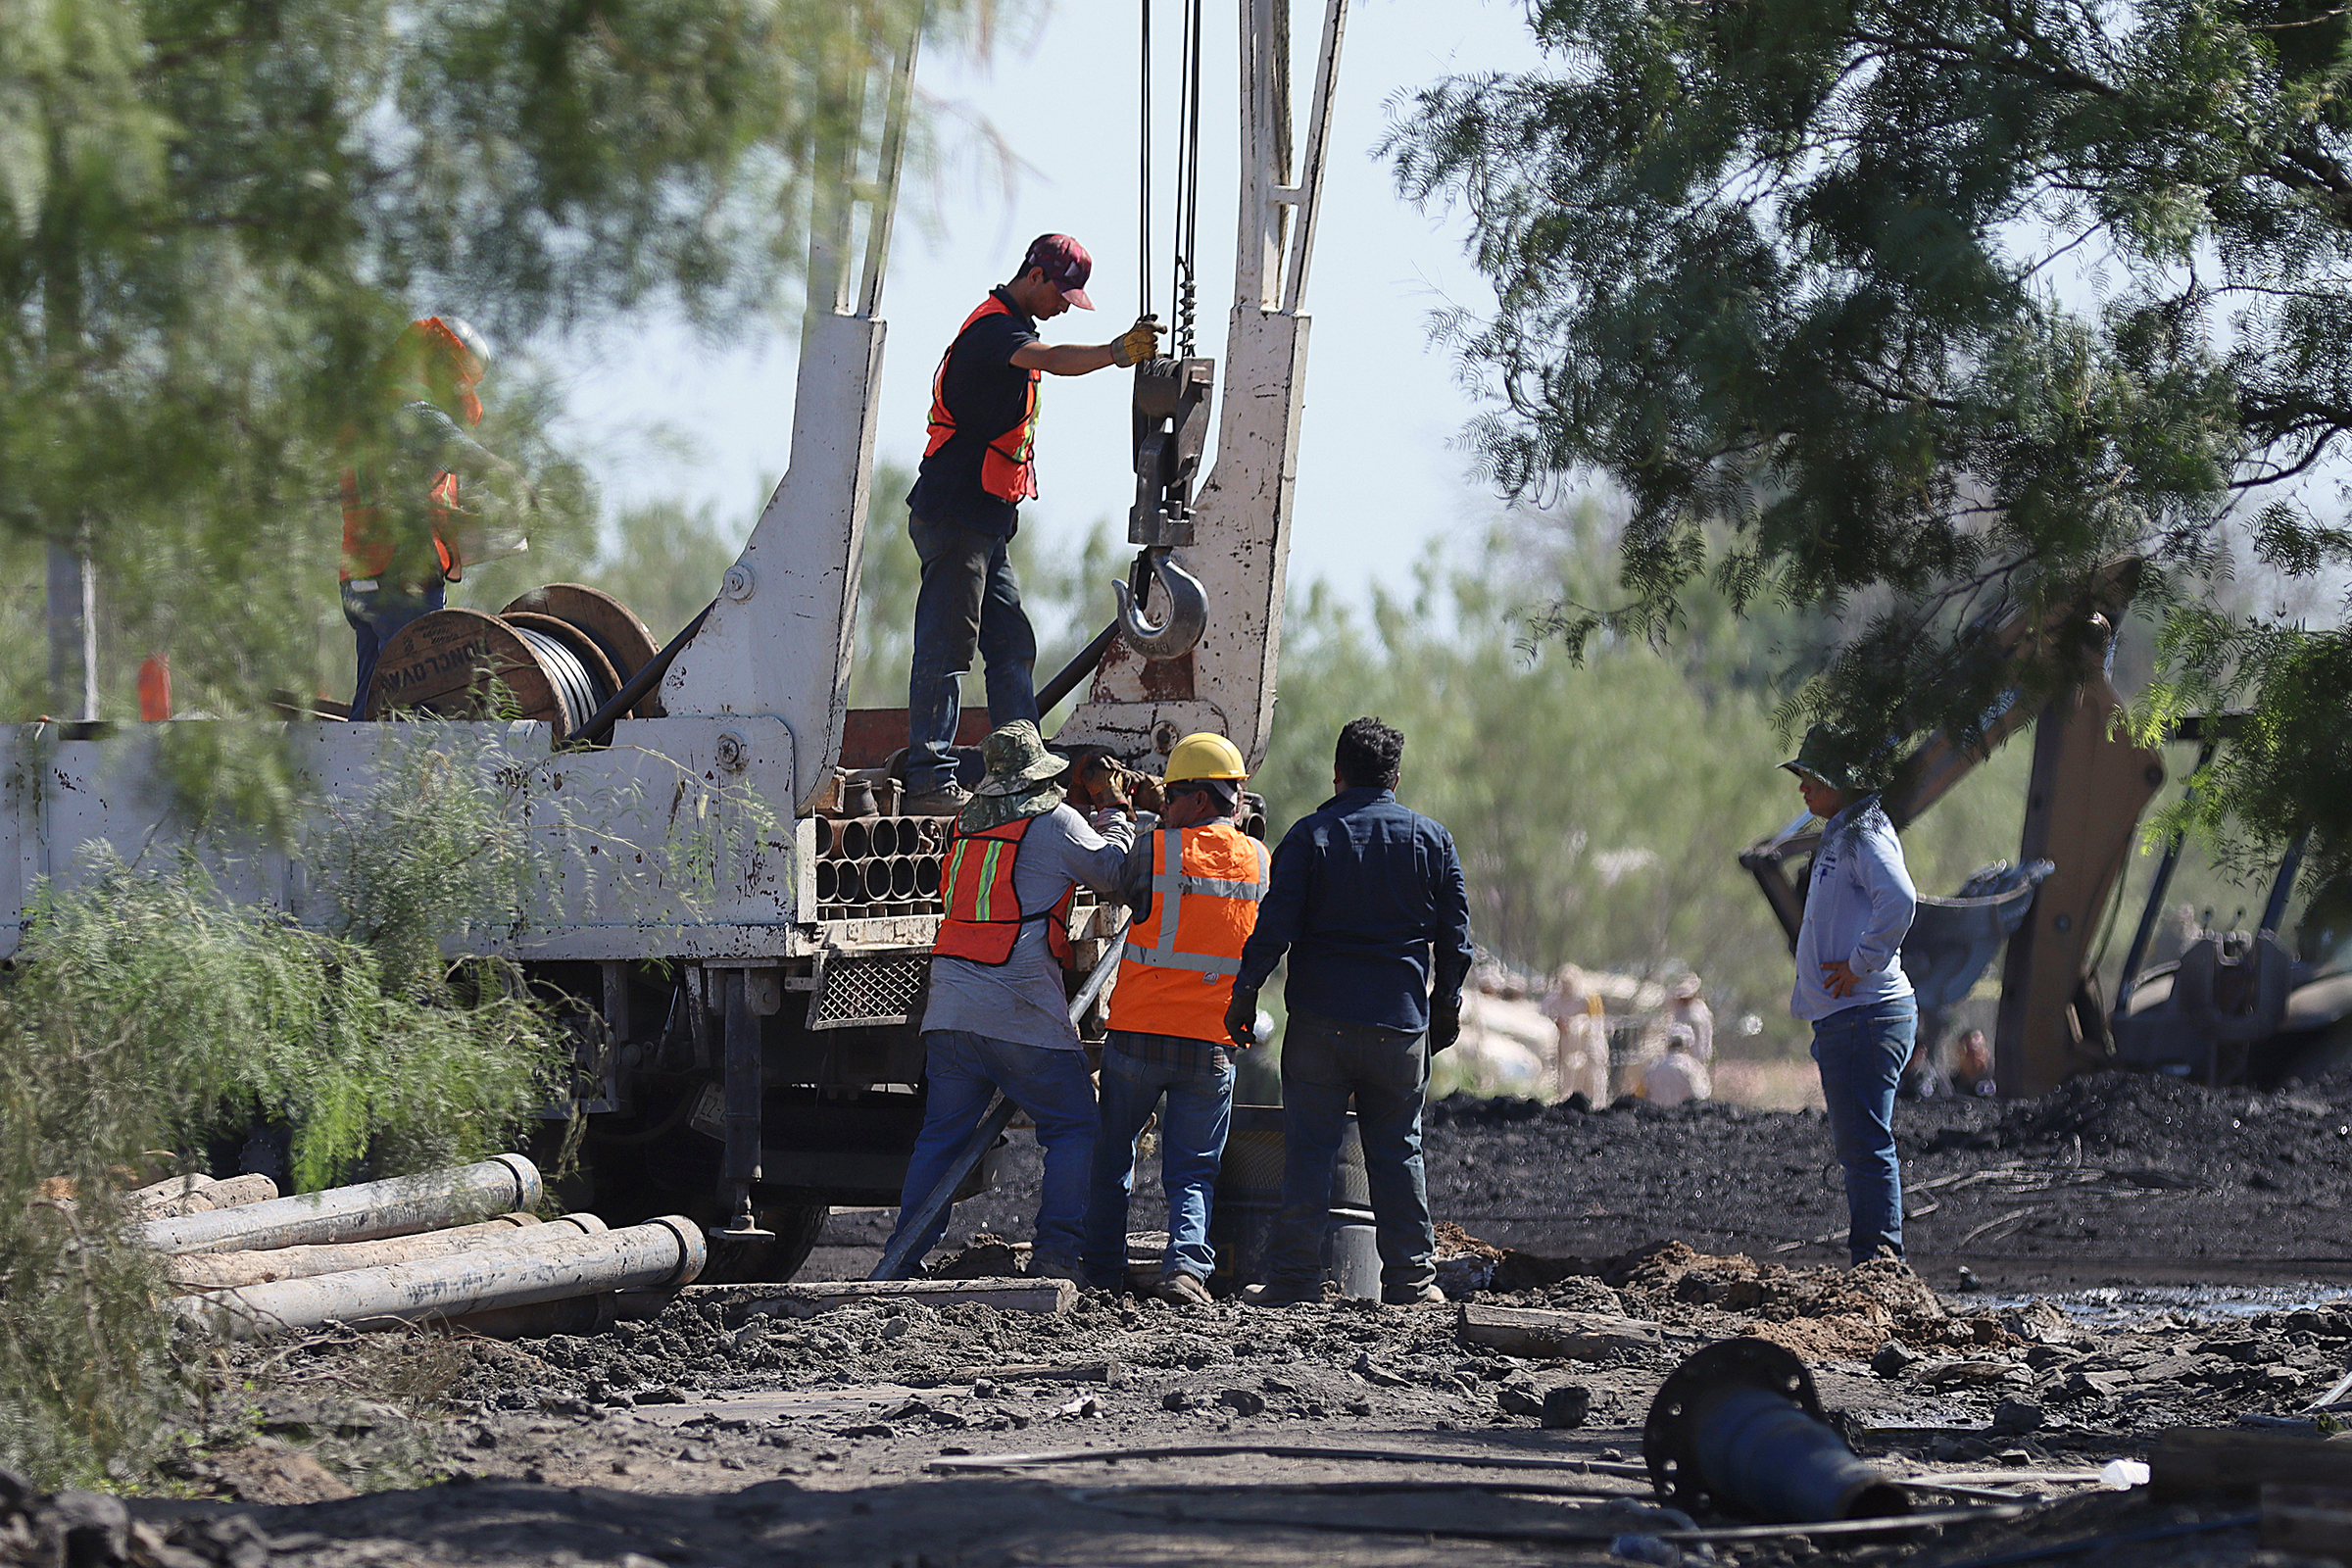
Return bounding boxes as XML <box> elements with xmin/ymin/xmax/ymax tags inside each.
<box><xmin>1105</xmin><ymin>1028</ymin><xmax>1233</xmax><ymax>1078</ymax></box>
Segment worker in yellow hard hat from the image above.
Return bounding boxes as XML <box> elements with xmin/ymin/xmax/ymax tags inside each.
<box><xmin>1082</xmin><ymin>732</ymin><xmax>1267</xmax><ymax>1305</ymax></box>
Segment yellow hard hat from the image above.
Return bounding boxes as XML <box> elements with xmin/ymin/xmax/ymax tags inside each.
<box><xmin>1164</xmin><ymin>731</ymin><xmax>1248</xmax><ymax>784</ymax></box>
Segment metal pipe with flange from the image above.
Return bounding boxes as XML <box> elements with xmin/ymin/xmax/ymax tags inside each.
<box><xmin>172</xmin><ymin>1215</ymin><xmax>706</xmax><ymax>1341</ymax></box>
<box><xmin>163</xmin><ymin>1212</ymin><xmax>603</xmax><ymax>1293</ymax></box>
<box><xmin>135</xmin><ymin>1155</ymin><xmax>541</xmax><ymax>1256</ymax></box>
<box><xmin>1644</xmin><ymin>1339</ymin><xmax>1909</xmax><ymax>1526</ymax></box>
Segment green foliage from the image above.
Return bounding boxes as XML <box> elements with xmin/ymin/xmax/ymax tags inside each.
<box><xmin>1385</xmin><ymin>0</ymin><xmax>2352</xmax><ymax>875</ymax></box>
<box><xmin>0</xmin><ymin>733</ymin><xmax>577</xmax><ymax>1487</ymax></box>
<box><xmin>0</xmin><ymin>0</ymin><xmax>1004</xmax><ymax>720</ymax></box>
<box><xmin>1254</xmin><ymin>517</ymin><xmax>2041</xmax><ymax>1057</ymax></box>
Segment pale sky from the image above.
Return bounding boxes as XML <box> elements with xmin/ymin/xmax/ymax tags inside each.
<box><xmin>542</xmin><ymin>1</ymin><xmax>1550</xmax><ymax>608</ymax></box>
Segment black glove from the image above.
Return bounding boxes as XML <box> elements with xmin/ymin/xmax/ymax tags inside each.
<box><xmin>1428</xmin><ymin>1001</ymin><xmax>1462</xmax><ymax>1054</ymax></box>
<box><xmin>1224</xmin><ymin>988</ymin><xmax>1259</xmax><ymax>1049</ymax></box>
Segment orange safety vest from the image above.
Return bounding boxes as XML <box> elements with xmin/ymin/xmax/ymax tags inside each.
<box><xmin>922</xmin><ymin>295</ymin><xmax>1041</xmax><ymax>504</ymax></box>
<box><xmin>340</xmin><ymin>450</ymin><xmax>463</xmax><ymax>585</ymax></box>
<box><xmin>934</xmin><ymin>815</ymin><xmax>1075</xmax><ymax>967</ymax></box>
<box><xmin>1107</xmin><ymin>822</ymin><xmax>1270</xmax><ymax>1041</ymax></box>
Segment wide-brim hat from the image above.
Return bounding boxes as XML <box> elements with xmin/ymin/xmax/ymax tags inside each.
<box><xmin>972</xmin><ymin>719</ymin><xmax>1069</xmax><ymax>796</ymax></box>
<box><xmin>1778</xmin><ymin>723</ymin><xmax>1877</xmax><ymax>794</ymax></box>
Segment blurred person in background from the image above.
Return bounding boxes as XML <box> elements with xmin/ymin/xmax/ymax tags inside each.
<box><xmin>1781</xmin><ymin>727</ymin><xmax>1918</xmax><ymax>1266</ymax></box>
<box><xmin>1228</xmin><ymin>717</ymin><xmax>1474</xmax><ymax>1307</ymax></box>
<box><xmin>1544</xmin><ymin>965</ymin><xmax>1611</xmax><ymax>1105</ymax></box>
<box><xmin>1667</xmin><ymin>972</ymin><xmax>1714</xmax><ymax>1062</ymax></box>
<box><xmin>1641</xmin><ymin>1023</ymin><xmax>1710</xmax><ymax>1106</ymax></box>
<box><xmin>338</xmin><ymin>316</ymin><xmax>537</xmax><ymax>714</ymax></box>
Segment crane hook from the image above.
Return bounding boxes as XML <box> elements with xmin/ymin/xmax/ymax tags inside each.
<box><xmin>1112</xmin><ymin>552</ymin><xmax>1208</xmax><ymax>661</ymax></box>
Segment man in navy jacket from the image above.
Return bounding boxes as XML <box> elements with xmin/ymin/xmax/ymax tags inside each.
<box><xmin>1227</xmin><ymin>717</ymin><xmax>1474</xmax><ymax>1305</ymax></box>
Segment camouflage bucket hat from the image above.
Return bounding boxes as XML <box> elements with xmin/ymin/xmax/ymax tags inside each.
<box><xmin>1778</xmin><ymin>724</ymin><xmax>1879</xmax><ymax>794</ymax></box>
<box><xmin>959</xmin><ymin>720</ymin><xmax>1067</xmax><ymax>832</ymax></box>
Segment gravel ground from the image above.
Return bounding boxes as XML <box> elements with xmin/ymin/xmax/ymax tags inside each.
<box><xmin>13</xmin><ymin>1069</ymin><xmax>2352</xmax><ymax>1567</ymax></box>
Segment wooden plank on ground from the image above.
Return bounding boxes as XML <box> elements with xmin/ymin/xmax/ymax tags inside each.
<box><xmin>683</xmin><ymin>1277</ymin><xmax>1075</xmax><ymax>1323</ymax></box>
<box><xmin>1457</xmin><ymin>1303</ymin><xmax>1661</xmax><ymax>1360</ymax></box>
<box><xmin>2153</xmin><ymin>1428</ymin><xmax>2352</xmax><ymax>1495</ymax></box>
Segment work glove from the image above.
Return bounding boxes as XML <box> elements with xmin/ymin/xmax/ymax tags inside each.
<box><xmin>1428</xmin><ymin>1001</ymin><xmax>1462</xmax><ymax>1054</ymax></box>
<box><xmin>1075</xmin><ymin>755</ymin><xmax>1133</xmax><ymax>816</ymax></box>
<box><xmin>1110</xmin><ymin>315</ymin><xmax>1165</xmax><ymax>368</ymax></box>
<box><xmin>1224</xmin><ymin>987</ymin><xmax>1259</xmax><ymax>1050</ymax></box>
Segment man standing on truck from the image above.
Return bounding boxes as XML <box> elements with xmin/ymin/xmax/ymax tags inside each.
<box><xmin>1782</xmin><ymin>728</ymin><xmax>1919</xmax><ymax>1265</ymax></box>
<box><xmin>883</xmin><ymin>720</ymin><xmax>1135</xmax><ymax>1283</ymax></box>
<box><xmin>902</xmin><ymin>234</ymin><xmax>1164</xmax><ymax>816</ymax></box>
<box><xmin>1227</xmin><ymin>717</ymin><xmax>1475</xmax><ymax>1307</ymax></box>
<box><xmin>338</xmin><ymin>316</ymin><xmax>537</xmax><ymax>715</ymax></box>
<box><xmin>1082</xmin><ymin>733</ymin><xmax>1267</xmax><ymax>1305</ymax></box>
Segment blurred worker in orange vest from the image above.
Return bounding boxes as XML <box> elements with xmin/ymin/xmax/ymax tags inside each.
<box><xmin>338</xmin><ymin>316</ymin><xmax>537</xmax><ymax>715</ymax></box>
<box><xmin>1081</xmin><ymin>733</ymin><xmax>1268</xmax><ymax>1305</ymax></box>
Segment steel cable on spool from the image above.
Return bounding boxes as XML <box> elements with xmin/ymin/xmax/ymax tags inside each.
<box><xmin>510</xmin><ymin>625</ymin><xmax>612</xmax><ymax>735</ymax></box>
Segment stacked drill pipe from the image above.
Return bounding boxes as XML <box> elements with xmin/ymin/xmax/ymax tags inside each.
<box><xmin>815</xmin><ymin>814</ymin><xmax>950</xmax><ymax>917</ymax></box>
<box><xmin>127</xmin><ymin>1154</ymin><xmax>703</xmax><ymax>1342</ymax></box>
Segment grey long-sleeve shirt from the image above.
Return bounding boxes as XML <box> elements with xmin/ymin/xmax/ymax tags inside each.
<box><xmin>1790</xmin><ymin>796</ymin><xmax>1917</xmax><ymax>1022</ymax></box>
<box><xmin>921</xmin><ymin>804</ymin><xmax>1134</xmax><ymax>1050</ymax></box>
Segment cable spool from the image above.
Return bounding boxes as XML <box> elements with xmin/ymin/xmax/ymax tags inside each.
<box><xmin>501</xmin><ymin>585</ymin><xmax>667</xmax><ymax>720</ymax></box>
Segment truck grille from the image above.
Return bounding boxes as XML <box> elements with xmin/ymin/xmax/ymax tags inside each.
<box><xmin>808</xmin><ymin>952</ymin><xmax>929</xmax><ymax>1031</ymax></box>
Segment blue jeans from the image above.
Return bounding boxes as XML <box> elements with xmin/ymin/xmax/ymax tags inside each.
<box><xmin>342</xmin><ymin>579</ymin><xmax>446</xmax><ymax>716</ymax></box>
<box><xmin>883</xmin><ymin>1030</ymin><xmax>1097</xmax><ymax>1268</ymax></box>
<box><xmin>906</xmin><ymin>512</ymin><xmax>1037</xmax><ymax>793</ymax></box>
<box><xmin>1810</xmin><ymin>996</ymin><xmax>1919</xmax><ymax>1264</ymax></box>
<box><xmin>1082</xmin><ymin>1033</ymin><xmax>1236</xmax><ymax>1287</ymax></box>
<box><xmin>1265</xmin><ymin>1009</ymin><xmax>1435</xmax><ymax>1294</ymax></box>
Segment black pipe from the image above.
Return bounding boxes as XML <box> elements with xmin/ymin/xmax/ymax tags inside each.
<box><xmin>1037</xmin><ymin>619</ymin><xmax>1121</xmax><ymax>719</ymax></box>
<box><xmin>2262</xmin><ymin>829</ymin><xmax>2310</xmax><ymax>939</ymax></box>
<box><xmin>2115</xmin><ymin>738</ymin><xmax>2216</xmax><ymax>1013</ymax></box>
<box><xmin>567</xmin><ymin>599</ymin><xmax>715</xmax><ymax>750</ymax></box>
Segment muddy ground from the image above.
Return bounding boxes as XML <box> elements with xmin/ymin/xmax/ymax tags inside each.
<box><xmin>22</xmin><ymin>1070</ymin><xmax>2352</xmax><ymax>1568</ymax></box>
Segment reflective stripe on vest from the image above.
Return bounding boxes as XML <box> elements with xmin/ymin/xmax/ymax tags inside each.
<box><xmin>922</xmin><ymin>295</ymin><xmax>1041</xmax><ymax>504</ymax></box>
<box><xmin>1108</xmin><ymin>823</ymin><xmax>1268</xmax><ymax>1039</ymax></box>
<box><xmin>933</xmin><ymin>814</ymin><xmax>1075</xmax><ymax>968</ymax></box>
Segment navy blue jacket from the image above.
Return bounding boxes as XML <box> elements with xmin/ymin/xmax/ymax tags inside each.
<box><xmin>1236</xmin><ymin>786</ymin><xmax>1474</xmax><ymax>1034</ymax></box>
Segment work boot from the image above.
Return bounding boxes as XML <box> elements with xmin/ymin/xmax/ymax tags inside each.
<box><xmin>1382</xmin><ymin>1282</ymin><xmax>1446</xmax><ymax>1306</ymax></box>
<box><xmin>1028</xmin><ymin>1254</ymin><xmax>1087</xmax><ymax>1286</ymax></box>
<box><xmin>1240</xmin><ymin>1281</ymin><xmax>1325</xmax><ymax>1307</ymax></box>
<box><xmin>1156</xmin><ymin>1271</ymin><xmax>1214</xmax><ymax>1308</ymax></box>
<box><xmin>902</xmin><ymin>781</ymin><xmax>971</xmax><ymax>817</ymax></box>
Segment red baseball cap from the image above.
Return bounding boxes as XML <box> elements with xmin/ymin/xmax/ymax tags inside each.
<box><xmin>1021</xmin><ymin>233</ymin><xmax>1096</xmax><ymax>310</ymax></box>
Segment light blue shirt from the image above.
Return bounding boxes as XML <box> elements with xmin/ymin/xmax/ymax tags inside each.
<box><xmin>1790</xmin><ymin>796</ymin><xmax>1917</xmax><ymax>1023</ymax></box>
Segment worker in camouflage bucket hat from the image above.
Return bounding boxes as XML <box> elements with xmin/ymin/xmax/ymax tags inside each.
<box><xmin>1780</xmin><ymin>722</ymin><xmax>1919</xmax><ymax>1268</ymax></box>
<box><xmin>881</xmin><ymin>721</ymin><xmax>1137</xmax><ymax>1284</ymax></box>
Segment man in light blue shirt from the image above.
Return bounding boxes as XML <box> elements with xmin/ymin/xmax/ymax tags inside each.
<box><xmin>1783</xmin><ymin>728</ymin><xmax>1918</xmax><ymax>1264</ymax></box>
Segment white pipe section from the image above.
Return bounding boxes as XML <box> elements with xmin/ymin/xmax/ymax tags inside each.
<box><xmin>172</xmin><ymin>1215</ymin><xmax>706</xmax><ymax>1342</ymax></box>
<box><xmin>135</xmin><ymin>1154</ymin><xmax>541</xmax><ymax>1255</ymax></box>
<box><xmin>163</xmin><ymin>1211</ymin><xmax>606</xmax><ymax>1293</ymax></box>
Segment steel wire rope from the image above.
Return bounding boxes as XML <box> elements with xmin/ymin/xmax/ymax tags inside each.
<box><xmin>1172</xmin><ymin>0</ymin><xmax>1204</xmax><ymax>355</ymax></box>
<box><xmin>510</xmin><ymin>625</ymin><xmax>610</xmax><ymax>735</ymax></box>
<box><xmin>1139</xmin><ymin>0</ymin><xmax>1152</xmax><ymax>322</ymax></box>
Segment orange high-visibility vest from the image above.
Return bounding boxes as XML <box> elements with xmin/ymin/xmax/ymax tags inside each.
<box><xmin>339</xmin><ymin>433</ymin><xmax>464</xmax><ymax>584</ymax></box>
<box><xmin>1107</xmin><ymin>822</ymin><xmax>1270</xmax><ymax>1041</ymax></box>
<box><xmin>934</xmin><ymin>815</ymin><xmax>1075</xmax><ymax>967</ymax></box>
<box><xmin>922</xmin><ymin>295</ymin><xmax>1041</xmax><ymax>504</ymax></box>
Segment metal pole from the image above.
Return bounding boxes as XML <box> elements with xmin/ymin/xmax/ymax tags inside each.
<box><xmin>164</xmin><ymin>1212</ymin><xmax>589</xmax><ymax>1294</ymax></box>
<box><xmin>568</xmin><ymin>600</ymin><xmax>712</xmax><ymax>749</ymax></box>
<box><xmin>1037</xmin><ymin>620</ymin><xmax>1122</xmax><ymax>719</ymax></box>
<box><xmin>712</xmin><ymin>969</ymin><xmax>771</xmax><ymax>1239</ymax></box>
<box><xmin>134</xmin><ymin>1154</ymin><xmax>541</xmax><ymax>1255</ymax></box>
<box><xmin>172</xmin><ymin>1215</ymin><xmax>706</xmax><ymax>1342</ymax></box>
<box><xmin>45</xmin><ymin>541</ymin><xmax>95</xmax><ymax>720</ymax></box>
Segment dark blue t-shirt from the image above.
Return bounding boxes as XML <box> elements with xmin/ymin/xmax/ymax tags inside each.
<box><xmin>907</xmin><ymin>288</ymin><xmax>1040</xmax><ymax>537</ymax></box>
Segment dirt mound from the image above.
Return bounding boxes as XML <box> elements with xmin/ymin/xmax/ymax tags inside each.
<box><xmin>1997</xmin><ymin>1070</ymin><xmax>2237</xmax><ymax>1152</ymax></box>
<box><xmin>1602</xmin><ymin>1241</ymin><xmax>2008</xmax><ymax>1359</ymax></box>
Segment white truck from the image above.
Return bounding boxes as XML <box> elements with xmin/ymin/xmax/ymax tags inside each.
<box><xmin>6</xmin><ymin>1</ymin><xmax>1350</xmax><ymax>1279</ymax></box>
